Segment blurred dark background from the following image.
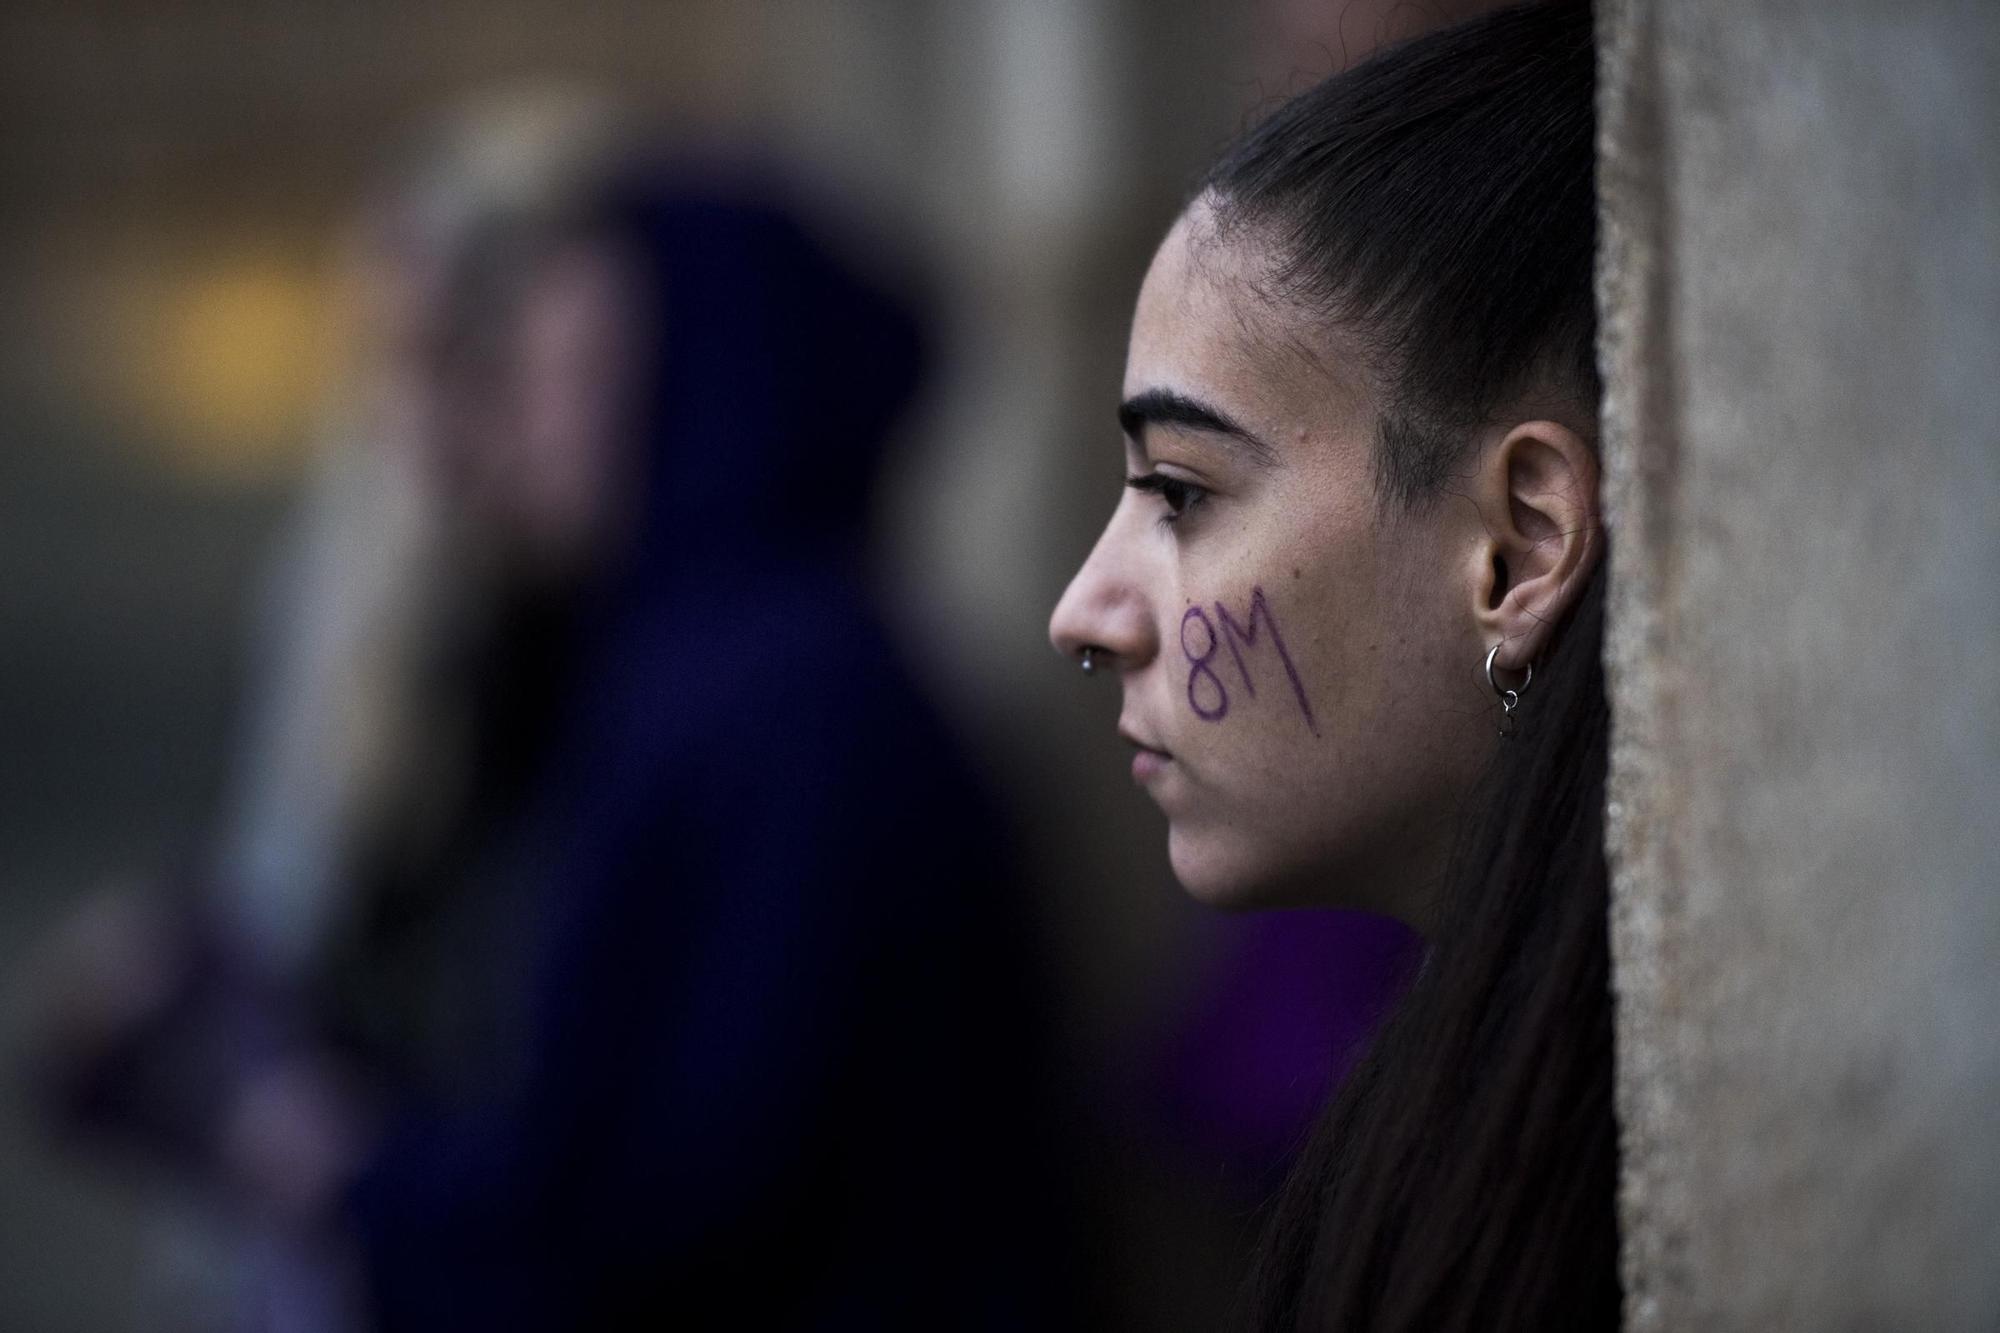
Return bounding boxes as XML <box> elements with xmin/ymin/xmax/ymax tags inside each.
<box><xmin>0</xmin><ymin>2</ymin><xmax>1483</xmax><ymax>1328</ymax></box>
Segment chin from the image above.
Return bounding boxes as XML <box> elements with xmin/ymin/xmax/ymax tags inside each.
<box><xmin>1167</xmin><ymin>827</ymin><xmax>1312</xmax><ymax>911</ymax></box>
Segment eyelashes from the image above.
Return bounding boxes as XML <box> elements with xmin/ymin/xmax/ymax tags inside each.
<box><xmin>1126</xmin><ymin>471</ymin><xmax>1210</xmax><ymax>525</ymax></box>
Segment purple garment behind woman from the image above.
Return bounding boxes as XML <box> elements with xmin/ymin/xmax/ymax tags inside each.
<box><xmin>1152</xmin><ymin>910</ymin><xmax>1421</xmax><ymax>1189</ymax></box>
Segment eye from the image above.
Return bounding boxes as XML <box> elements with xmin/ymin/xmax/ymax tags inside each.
<box><xmin>1126</xmin><ymin>471</ymin><xmax>1210</xmax><ymax>525</ymax></box>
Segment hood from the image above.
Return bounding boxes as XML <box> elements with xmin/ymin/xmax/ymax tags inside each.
<box><xmin>596</xmin><ymin>167</ymin><xmax>928</xmax><ymax>571</ymax></box>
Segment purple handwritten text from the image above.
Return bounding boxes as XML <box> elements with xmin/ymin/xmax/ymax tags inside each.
<box><xmin>1180</xmin><ymin>586</ymin><xmax>1319</xmax><ymax>737</ymax></box>
<box><xmin>1180</xmin><ymin>606</ymin><xmax>1229</xmax><ymax>720</ymax></box>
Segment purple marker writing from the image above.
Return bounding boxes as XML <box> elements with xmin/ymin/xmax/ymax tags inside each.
<box><xmin>1181</xmin><ymin>586</ymin><xmax>1319</xmax><ymax>737</ymax></box>
<box><xmin>1181</xmin><ymin>605</ymin><xmax>1229</xmax><ymax>721</ymax></box>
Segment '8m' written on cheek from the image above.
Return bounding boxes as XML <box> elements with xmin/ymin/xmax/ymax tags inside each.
<box><xmin>1180</xmin><ymin>586</ymin><xmax>1320</xmax><ymax>738</ymax></box>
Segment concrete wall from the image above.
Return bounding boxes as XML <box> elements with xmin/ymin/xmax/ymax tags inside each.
<box><xmin>1598</xmin><ymin>2</ymin><xmax>2000</xmax><ymax>1327</ymax></box>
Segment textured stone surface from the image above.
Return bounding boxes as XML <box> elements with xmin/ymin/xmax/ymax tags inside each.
<box><xmin>1598</xmin><ymin>2</ymin><xmax>2000</xmax><ymax>1328</ymax></box>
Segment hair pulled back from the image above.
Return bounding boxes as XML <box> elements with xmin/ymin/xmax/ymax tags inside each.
<box><xmin>1216</xmin><ymin>7</ymin><xmax>1621</xmax><ymax>1330</ymax></box>
<box><xmin>1203</xmin><ymin>1</ymin><xmax>1598</xmax><ymax>509</ymax></box>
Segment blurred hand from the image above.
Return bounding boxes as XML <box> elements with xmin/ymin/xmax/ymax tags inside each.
<box><xmin>13</xmin><ymin>884</ymin><xmax>380</xmax><ymax>1228</ymax></box>
<box><xmin>220</xmin><ymin>1049</ymin><xmax>379</xmax><ymax>1225</ymax></box>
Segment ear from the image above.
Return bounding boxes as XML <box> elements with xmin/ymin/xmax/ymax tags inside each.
<box><xmin>1465</xmin><ymin>420</ymin><xmax>1602</xmax><ymax>674</ymax></box>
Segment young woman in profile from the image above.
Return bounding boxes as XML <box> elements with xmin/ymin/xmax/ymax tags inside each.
<box><xmin>1049</xmin><ymin>4</ymin><xmax>1618</xmax><ymax>1328</ymax></box>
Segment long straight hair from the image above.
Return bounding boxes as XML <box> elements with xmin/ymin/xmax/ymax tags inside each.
<box><xmin>1240</xmin><ymin>570</ymin><xmax>1614</xmax><ymax>1328</ymax></box>
<box><xmin>1205</xmin><ymin>6</ymin><xmax>1622</xmax><ymax>1328</ymax></box>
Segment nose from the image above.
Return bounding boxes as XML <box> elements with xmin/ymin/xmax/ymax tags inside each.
<box><xmin>1049</xmin><ymin>511</ymin><xmax>1159</xmax><ymax>673</ymax></box>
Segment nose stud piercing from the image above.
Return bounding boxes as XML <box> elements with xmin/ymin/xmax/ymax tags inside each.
<box><xmin>1485</xmin><ymin>643</ymin><xmax>1534</xmax><ymax>736</ymax></box>
<box><xmin>1080</xmin><ymin>647</ymin><xmax>1102</xmax><ymax>675</ymax></box>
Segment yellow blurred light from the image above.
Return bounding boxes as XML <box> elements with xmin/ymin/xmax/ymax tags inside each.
<box><xmin>135</xmin><ymin>254</ymin><xmax>336</xmax><ymax>484</ymax></box>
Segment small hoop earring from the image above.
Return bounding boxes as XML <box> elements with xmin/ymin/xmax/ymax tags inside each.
<box><xmin>1485</xmin><ymin>643</ymin><xmax>1533</xmax><ymax>736</ymax></box>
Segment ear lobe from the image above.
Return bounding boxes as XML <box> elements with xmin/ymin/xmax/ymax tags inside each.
<box><xmin>1471</xmin><ymin>420</ymin><xmax>1601</xmax><ymax>672</ymax></box>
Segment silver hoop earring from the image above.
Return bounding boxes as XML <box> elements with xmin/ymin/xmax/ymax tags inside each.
<box><xmin>1485</xmin><ymin>643</ymin><xmax>1534</xmax><ymax>736</ymax></box>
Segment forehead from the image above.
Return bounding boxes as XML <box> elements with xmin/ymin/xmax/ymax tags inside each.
<box><xmin>1125</xmin><ymin>202</ymin><xmax>1370</xmax><ymax>450</ymax></box>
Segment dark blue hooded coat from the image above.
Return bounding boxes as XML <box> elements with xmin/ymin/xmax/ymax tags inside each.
<box><xmin>347</xmin><ymin>173</ymin><xmax>1067</xmax><ymax>1331</ymax></box>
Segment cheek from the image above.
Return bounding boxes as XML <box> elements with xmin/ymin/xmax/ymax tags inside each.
<box><xmin>1169</xmin><ymin>586</ymin><xmax>1325</xmax><ymax>739</ymax></box>
<box><xmin>1159</xmin><ymin>555</ymin><xmax>1482</xmax><ymax>899</ymax></box>
<box><xmin>1162</xmin><ymin>519</ymin><xmax>1375</xmax><ymax>748</ymax></box>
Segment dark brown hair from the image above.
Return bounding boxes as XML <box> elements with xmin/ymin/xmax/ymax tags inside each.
<box><xmin>1206</xmin><ymin>6</ymin><xmax>1621</xmax><ymax>1328</ymax></box>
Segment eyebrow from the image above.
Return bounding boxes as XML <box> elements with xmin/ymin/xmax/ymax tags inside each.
<box><xmin>1117</xmin><ymin>387</ymin><xmax>1277</xmax><ymax>467</ymax></box>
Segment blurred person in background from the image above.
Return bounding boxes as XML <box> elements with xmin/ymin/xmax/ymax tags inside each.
<box><xmin>1050</xmin><ymin>5</ymin><xmax>1619</xmax><ymax>1328</ymax></box>
<box><xmin>30</xmin><ymin>95</ymin><xmax>1074</xmax><ymax>1332</ymax></box>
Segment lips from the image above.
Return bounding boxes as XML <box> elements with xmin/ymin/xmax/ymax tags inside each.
<box><xmin>1119</xmin><ymin>724</ymin><xmax>1172</xmax><ymax>784</ymax></box>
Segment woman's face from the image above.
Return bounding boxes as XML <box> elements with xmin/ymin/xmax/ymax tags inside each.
<box><xmin>1050</xmin><ymin>202</ymin><xmax>1496</xmax><ymax>921</ymax></box>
